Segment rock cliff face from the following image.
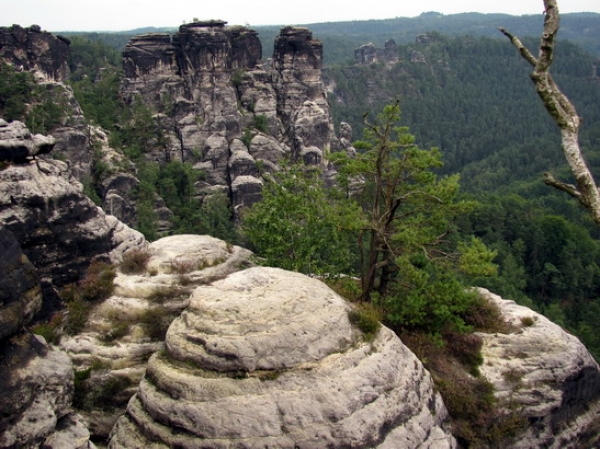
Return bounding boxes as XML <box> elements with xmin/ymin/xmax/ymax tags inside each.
<box><xmin>0</xmin><ymin>120</ymin><xmax>144</xmax><ymax>307</ymax></box>
<box><xmin>0</xmin><ymin>24</ymin><xmax>159</xmax><ymax>231</ymax></box>
<box><xmin>477</xmin><ymin>288</ymin><xmax>600</xmax><ymax>448</ymax></box>
<box><xmin>0</xmin><ymin>228</ymin><xmax>94</xmax><ymax>449</ymax></box>
<box><xmin>0</xmin><ymin>24</ymin><xmax>69</xmax><ymax>82</ymax></box>
<box><xmin>121</xmin><ymin>22</ymin><xmax>339</xmax><ymax>211</ymax></box>
<box><xmin>354</xmin><ymin>40</ymin><xmax>399</xmax><ymax>65</ymax></box>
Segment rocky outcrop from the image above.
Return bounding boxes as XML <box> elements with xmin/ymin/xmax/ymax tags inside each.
<box><xmin>0</xmin><ymin>24</ymin><xmax>156</xmax><ymax>230</ymax></box>
<box><xmin>109</xmin><ymin>267</ymin><xmax>456</xmax><ymax>448</ymax></box>
<box><xmin>0</xmin><ymin>228</ymin><xmax>94</xmax><ymax>449</ymax></box>
<box><xmin>477</xmin><ymin>288</ymin><xmax>600</xmax><ymax>448</ymax></box>
<box><xmin>60</xmin><ymin>234</ymin><xmax>254</xmax><ymax>439</ymax></box>
<box><xmin>0</xmin><ymin>118</ymin><xmax>55</xmax><ymax>162</ymax></box>
<box><xmin>0</xmin><ymin>121</ymin><xmax>145</xmax><ymax>307</ymax></box>
<box><xmin>354</xmin><ymin>40</ymin><xmax>399</xmax><ymax>65</ymax></box>
<box><xmin>0</xmin><ymin>24</ymin><xmax>69</xmax><ymax>82</ymax></box>
<box><xmin>121</xmin><ymin>22</ymin><xmax>339</xmax><ymax>212</ymax></box>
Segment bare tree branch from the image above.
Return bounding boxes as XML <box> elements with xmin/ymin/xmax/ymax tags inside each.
<box><xmin>500</xmin><ymin>0</ymin><xmax>600</xmax><ymax>224</ymax></box>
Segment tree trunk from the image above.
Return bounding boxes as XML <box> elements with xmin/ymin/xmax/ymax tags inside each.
<box><xmin>499</xmin><ymin>0</ymin><xmax>600</xmax><ymax>224</ymax></box>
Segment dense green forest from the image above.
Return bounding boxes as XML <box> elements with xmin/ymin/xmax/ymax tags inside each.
<box><xmin>4</xmin><ymin>17</ymin><xmax>600</xmax><ymax>364</ymax></box>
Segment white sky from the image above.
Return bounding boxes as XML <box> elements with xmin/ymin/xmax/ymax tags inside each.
<box><xmin>3</xmin><ymin>0</ymin><xmax>600</xmax><ymax>32</ymax></box>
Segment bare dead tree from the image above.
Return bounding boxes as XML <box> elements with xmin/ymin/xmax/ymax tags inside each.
<box><xmin>499</xmin><ymin>0</ymin><xmax>600</xmax><ymax>224</ymax></box>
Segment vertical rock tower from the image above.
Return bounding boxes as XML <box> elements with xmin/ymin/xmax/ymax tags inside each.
<box><xmin>121</xmin><ymin>21</ymin><xmax>338</xmax><ymax>211</ymax></box>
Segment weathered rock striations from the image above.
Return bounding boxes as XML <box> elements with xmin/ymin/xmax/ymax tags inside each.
<box><xmin>109</xmin><ymin>267</ymin><xmax>456</xmax><ymax>448</ymax></box>
<box><xmin>59</xmin><ymin>234</ymin><xmax>254</xmax><ymax>439</ymax></box>
<box><xmin>0</xmin><ymin>118</ymin><xmax>55</xmax><ymax>162</ymax></box>
<box><xmin>122</xmin><ymin>22</ymin><xmax>339</xmax><ymax>212</ymax></box>
<box><xmin>477</xmin><ymin>288</ymin><xmax>600</xmax><ymax>448</ymax></box>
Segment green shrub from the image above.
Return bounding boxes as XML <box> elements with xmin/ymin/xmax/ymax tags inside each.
<box><xmin>74</xmin><ymin>372</ymin><xmax>132</xmax><ymax>412</ymax></box>
<box><xmin>348</xmin><ymin>303</ymin><xmax>382</xmax><ymax>342</ymax></box>
<box><xmin>120</xmin><ymin>247</ymin><xmax>152</xmax><ymax>274</ymax></box>
<box><xmin>30</xmin><ymin>314</ymin><xmax>63</xmax><ymax>345</ymax></box>
<box><xmin>148</xmin><ymin>287</ymin><xmax>186</xmax><ymax>303</ymax></box>
<box><xmin>60</xmin><ymin>260</ymin><xmax>116</xmax><ymax>334</ymax></box>
<box><xmin>520</xmin><ymin>316</ymin><xmax>536</xmax><ymax>327</ymax></box>
<box><xmin>79</xmin><ymin>260</ymin><xmax>116</xmax><ymax>302</ymax></box>
<box><xmin>100</xmin><ymin>322</ymin><xmax>130</xmax><ymax>343</ymax></box>
<box><xmin>462</xmin><ymin>294</ymin><xmax>515</xmax><ymax>334</ymax></box>
<box><xmin>444</xmin><ymin>331</ymin><xmax>484</xmax><ymax>376</ymax></box>
<box><xmin>252</xmin><ymin>114</ymin><xmax>269</xmax><ymax>133</ymax></box>
<box><xmin>140</xmin><ymin>306</ymin><xmax>175</xmax><ymax>340</ymax></box>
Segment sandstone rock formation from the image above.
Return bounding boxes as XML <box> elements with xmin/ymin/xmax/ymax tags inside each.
<box><xmin>60</xmin><ymin>234</ymin><xmax>254</xmax><ymax>439</ymax></box>
<box><xmin>121</xmin><ymin>22</ymin><xmax>339</xmax><ymax>212</ymax></box>
<box><xmin>477</xmin><ymin>288</ymin><xmax>600</xmax><ymax>448</ymax></box>
<box><xmin>0</xmin><ymin>118</ymin><xmax>55</xmax><ymax>162</ymax></box>
<box><xmin>0</xmin><ymin>24</ymin><xmax>159</xmax><ymax>230</ymax></box>
<box><xmin>0</xmin><ymin>24</ymin><xmax>69</xmax><ymax>82</ymax></box>
<box><xmin>0</xmin><ymin>121</ymin><xmax>145</xmax><ymax>307</ymax></box>
<box><xmin>0</xmin><ymin>228</ymin><xmax>94</xmax><ymax>449</ymax></box>
<box><xmin>109</xmin><ymin>267</ymin><xmax>456</xmax><ymax>448</ymax></box>
<box><xmin>354</xmin><ymin>39</ymin><xmax>399</xmax><ymax>65</ymax></box>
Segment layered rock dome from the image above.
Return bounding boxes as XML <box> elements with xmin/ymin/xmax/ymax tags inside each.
<box><xmin>109</xmin><ymin>267</ymin><xmax>456</xmax><ymax>448</ymax></box>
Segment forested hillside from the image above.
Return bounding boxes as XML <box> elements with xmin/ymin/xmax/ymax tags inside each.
<box><xmin>58</xmin><ymin>11</ymin><xmax>600</xmax><ymax>63</ymax></box>
<box><xmin>321</xmin><ymin>30</ymin><xmax>600</xmax><ymax>361</ymax></box>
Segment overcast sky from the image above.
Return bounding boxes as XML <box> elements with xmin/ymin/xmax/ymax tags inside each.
<box><xmin>4</xmin><ymin>0</ymin><xmax>600</xmax><ymax>32</ymax></box>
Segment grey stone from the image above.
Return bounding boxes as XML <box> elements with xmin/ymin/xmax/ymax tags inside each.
<box><xmin>109</xmin><ymin>267</ymin><xmax>456</xmax><ymax>448</ymax></box>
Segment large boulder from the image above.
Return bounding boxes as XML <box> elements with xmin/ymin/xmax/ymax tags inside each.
<box><xmin>60</xmin><ymin>234</ymin><xmax>254</xmax><ymax>440</ymax></box>
<box><xmin>477</xmin><ymin>288</ymin><xmax>600</xmax><ymax>448</ymax></box>
<box><xmin>109</xmin><ymin>267</ymin><xmax>456</xmax><ymax>448</ymax></box>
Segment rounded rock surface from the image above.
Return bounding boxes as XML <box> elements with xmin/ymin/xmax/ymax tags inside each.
<box><xmin>109</xmin><ymin>267</ymin><xmax>456</xmax><ymax>448</ymax></box>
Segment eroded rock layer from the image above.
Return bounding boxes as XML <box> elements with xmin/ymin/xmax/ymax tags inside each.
<box><xmin>109</xmin><ymin>267</ymin><xmax>456</xmax><ymax>448</ymax></box>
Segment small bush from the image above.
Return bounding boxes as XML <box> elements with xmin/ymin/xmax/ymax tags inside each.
<box><xmin>168</xmin><ymin>258</ymin><xmax>195</xmax><ymax>275</ymax></box>
<box><xmin>324</xmin><ymin>277</ymin><xmax>361</xmax><ymax>301</ymax></box>
<box><xmin>348</xmin><ymin>303</ymin><xmax>382</xmax><ymax>342</ymax></box>
<box><xmin>462</xmin><ymin>294</ymin><xmax>514</xmax><ymax>334</ymax></box>
<box><xmin>74</xmin><ymin>372</ymin><xmax>132</xmax><ymax>412</ymax></box>
<box><xmin>60</xmin><ymin>260</ymin><xmax>117</xmax><ymax>334</ymax></box>
<box><xmin>445</xmin><ymin>331</ymin><xmax>484</xmax><ymax>376</ymax></box>
<box><xmin>520</xmin><ymin>316</ymin><xmax>536</xmax><ymax>327</ymax></box>
<box><xmin>148</xmin><ymin>287</ymin><xmax>186</xmax><ymax>304</ymax></box>
<box><xmin>79</xmin><ymin>260</ymin><xmax>116</xmax><ymax>302</ymax></box>
<box><xmin>100</xmin><ymin>322</ymin><xmax>130</xmax><ymax>343</ymax></box>
<box><xmin>252</xmin><ymin>114</ymin><xmax>269</xmax><ymax>133</ymax></box>
<box><xmin>140</xmin><ymin>306</ymin><xmax>175</xmax><ymax>340</ymax></box>
<box><xmin>120</xmin><ymin>247</ymin><xmax>151</xmax><ymax>274</ymax></box>
<box><xmin>30</xmin><ymin>314</ymin><xmax>63</xmax><ymax>345</ymax></box>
